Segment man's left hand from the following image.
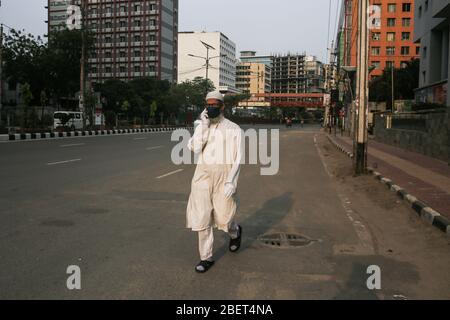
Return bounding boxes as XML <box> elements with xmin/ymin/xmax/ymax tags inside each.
<box><xmin>224</xmin><ymin>182</ymin><xmax>236</xmax><ymax>198</ymax></box>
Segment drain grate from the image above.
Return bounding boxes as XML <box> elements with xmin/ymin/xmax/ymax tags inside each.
<box><xmin>258</xmin><ymin>233</ymin><xmax>314</xmax><ymax>248</ymax></box>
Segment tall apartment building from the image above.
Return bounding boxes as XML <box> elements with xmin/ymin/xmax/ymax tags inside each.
<box><xmin>47</xmin><ymin>0</ymin><xmax>178</xmax><ymax>84</ymax></box>
<box><xmin>336</xmin><ymin>0</ymin><xmax>420</xmax><ymax>79</ymax></box>
<box><xmin>236</xmin><ymin>62</ymin><xmax>271</xmax><ymax>94</ymax></box>
<box><xmin>177</xmin><ymin>31</ymin><xmax>237</xmax><ymax>93</ymax></box>
<box><xmin>414</xmin><ymin>0</ymin><xmax>449</xmax><ymax>107</ymax></box>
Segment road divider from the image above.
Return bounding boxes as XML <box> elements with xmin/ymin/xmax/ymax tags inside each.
<box><xmin>0</xmin><ymin>127</ymin><xmax>194</xmax><ymax>142</ymax></box>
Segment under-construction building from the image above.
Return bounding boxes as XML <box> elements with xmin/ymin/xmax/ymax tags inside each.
<box><xmin>271</xmin><ymin>54</ymin><xmax>306</xmax><ymax>94</ymax></box>
<box><xmin>271</xmin><ymin>54</ymin><xmax>324</xmax><ymax>94</ymax></box>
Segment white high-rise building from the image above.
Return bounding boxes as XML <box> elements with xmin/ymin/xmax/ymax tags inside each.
<box><xmin>178</xmin><ymin>31</ymin><xmax>238</xmax><ymax>93</ymax></box>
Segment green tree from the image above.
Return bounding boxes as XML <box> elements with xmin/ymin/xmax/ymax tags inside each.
<box><xmin>369</xmin><ymin>59</ymin><xmax>419</xmax><ymax>109</ymax></box>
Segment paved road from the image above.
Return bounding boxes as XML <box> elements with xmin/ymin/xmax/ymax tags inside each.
<box><xmin>0</xmin><ymin>125</ymin><xmax>449</xmax><ymax>299</ymax></box>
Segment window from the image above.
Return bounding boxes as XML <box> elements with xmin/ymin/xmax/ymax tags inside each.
<box><xmin>134</xmin><ymin>66</ymin><xmax>141</xmax><ymax>73</ymax></box>
<box><xmin>105</xmin><ymin>36</ymin><xmax>112</xmax><ymax>43</ymax></box>
<box><xmin>119</xmin><ymin>51</ymin><xmax>126</xmax><ymax>58</ymax></box>
<box><xmin>134</xmin><ymin>5</ymin><xmax>141</xmax><ymax>12</ymax></box>
<box><xmin>419</xmin><ymin>6</ymin><xmax>422</xmax><ymax>18</ymax></box>
<box><xmin>149</xmin><ymin>65</ymin><xmax>156</xmax><ymax>72</ymax></box>
<box><xmin>401</xmin><ymin>46</ymin><xmax>410</xmax><ymax>55</ymax></box>
<box><xmin>402</xmin><ymin>32</ymin><xmax>410</xmax><ymax>40</ymax></box>
<box><xmin>105</xmin><ymin>66</ymin><xmax>112</xmax><ymax>73</ymax></box>
<box><xmin>386</xmin><ymin>61</ymin><xmax>394</xmax><ymax>69</ymax></box>
<box><xmin>105</xmin><ymin>22</ymin><xmax>112</xmax><ymax>28</ymax></box>
<box><xmin>105</xmin><ymin>51</ymin><xmax>112</xmax><ymax>58</ymax></box>
<box><xmin>388</xmin><ymin>3</ymin><xmax>396</xmax><ymax>12</ymax></box>
<box><xmin>119</xmin><ymin>21</ymin><xmax>127</xmax><ymax>28</ymax></box>
<box><xmin>149</xmin><ymin>50</ymin><xmax>156</xmax><ymax>57</ymax></box>
<box><xmin>149</xmin><ymin>35</ymin><xmax>156</xmax><ymax>42</ymax></box>
<box><xmin>402</xmin><ymin>18</ymin><xmax>411</xmax><ymax>27</ymax></box>
<box><xmin>416</xmin><ymin>46</ymin><xmax>420</xmax><ymax>55</ymax></box>
<box><xmin>387</xmin><ymin>18</ymin><xmax>396</xmax><ymax>27</ymax></box>
<box><xmin>149</xmin><ymin>4</ymin><xmax>156</xmax><ymax>11</ymax></box>
<box><xmin>119</xmin><ymin>66</ymin><xmax>126</xmax><ymax>73</ymax></box>
<box><xmin>402</xmin><ymin>3</ymin><xmax>411</xmax><ymax>12</ymax></box>
<box><xmin>386</xmin><ymin>47</ymin><xmax>395</xmax><ymax>55</ymax></box>
<box><xmin>372</xmin><ymin>61</ymin><xmax>381</xmax><ymax>69</ymax></box>
<box><xmin>91</xmin><ymin>67</ymin><xmax>97</xmax><ymax>73</ymax></box>
<box><xmin>371</xmin><ymin>47</ymin><xmax>380</xmax><ymax>55</ymax></box>
<box><xmin>387</xmin><ymin>32</ymin><xmax>395</xmax><ymax>41</ymax></box>
<box><xmin>149</xmin><ymin>20</ymin><xmax>157</xmax><ymax>26</ymax></box>
<box><xmin>119</xmin><ymin>36</ymin><xmax>127</xmax><ymax>43</ymax></box>
<box><xmin>425</xmin><ymin>0</ymin><xmax>429</xmax><ymax>11</ymax></box>
<box><xmin>134</xmin><ymin>50</ymin><xmax>141</xmax><ymax>57</ymax></box>
<box><xmin>134</xmin><ymin>20</ymin><xmax>141</xmax><ymax>27</ymax></box>
<box><xmin>423</xmin><ymin>46</ymin><xmax>427</xmax><ymax>58</ymax></box>
<box><xmin>134</xmin><ymin>35</ymin><xmax>141</xmax><ymax>42</ymax></box>
<box><xmin>119</xmin><ymin>6</ymin><xmax>127</xmax><ymax>13</ymax></box>
<box><xmin>372</xmin><ymin>32</ymin><xmax>381</xmax><ymax>40</ymax></box>
<box><xmin>105</xmin><ymin>7</ymin><xmax>112</xmax><ymax>14</ymax></box>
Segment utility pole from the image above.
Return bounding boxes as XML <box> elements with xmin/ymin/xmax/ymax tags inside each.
<box><xmin>188</xmin><ymin>41</ymin><xmax>225</xmax><ymax>95</ymax></box>
<box><xmin>80</xmin><ymin>0</ymin><xmax>87</xmax><ymax>129</ymax></box>
<box><xmin>391</xmin><ymin>65</ymin><xmax>395</xmax><ymax>112</ymax></box>
<box><xmin>354</xmin><ymin>0</ymin><xmax>369</xmax><ymax>175</ymax></box>
<box><xmin>0</xmin><ymin>23</ymin><xmax>3</xmax><ymax>126</ymax></box>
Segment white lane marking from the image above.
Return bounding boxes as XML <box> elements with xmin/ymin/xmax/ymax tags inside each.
<box><xmin>156</xmin><ymin>169</ymin><xmax>184</xmax><ymax>179</ymax></box>
<box><xmin>338</xmin><ymin>194</ymin><xmax>375</xmax><ymax>254</ymax></box>
<box><xmin>133</xmin><ymin>137</ymin><xmax>147</xmax><ymax>140</ymax></box>
<box><xmin>47</xmin><ymin>159</ymin><xmax>82</xmax><ymax>166</ymax></box>
<box><xmin>60</xmin><ymin>143</ymin><xmax>85</xmax><ymax>147</ymax></box>
<box><xmin>146</xmin><ymin>146</ymin><xmax>163</xmax><ymax>150</ymax></box>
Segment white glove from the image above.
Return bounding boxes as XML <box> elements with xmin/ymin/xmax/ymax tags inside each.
<box><xmin>200</xmin><ymin>109</ymin><xmax>210</xmax><ymax>127</ymax></box>
<box><xmin>224</xmin><ymin>182</ymin><xmax>236</xmax><ymax>198</ymax></box>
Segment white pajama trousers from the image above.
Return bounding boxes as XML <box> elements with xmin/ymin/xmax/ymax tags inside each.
<box><xmin>198</xmin><ymin>221</ymin><xmax>239</xmax><ymax>261</ymax></box>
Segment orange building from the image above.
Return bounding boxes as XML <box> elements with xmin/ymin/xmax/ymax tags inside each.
<box><xmin>338</xmin><ymin>0</ymin><xmax>420</xmax><ymax>79</ymax></box>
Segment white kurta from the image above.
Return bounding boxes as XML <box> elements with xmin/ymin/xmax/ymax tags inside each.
<box><xmin>186</xmin><ymin>115</ymin><xmax>242</xmax><ymax>232</ymax></box>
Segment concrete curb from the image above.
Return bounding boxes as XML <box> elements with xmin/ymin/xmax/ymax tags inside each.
<box><xmin>0</xmin><ymin>127</ymin><xmax>194</xmax><ymax>142</ymax></box>
<box><xmin>326</xmin><ymin>134</ymin><xmax>450</xmax><ymax>236</ymax></box>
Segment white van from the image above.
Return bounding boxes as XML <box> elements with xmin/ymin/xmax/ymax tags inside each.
<box><xmin>53</xmin><ymin>111</ymin><xmax>87</xmax><ymax>130</ymax></box>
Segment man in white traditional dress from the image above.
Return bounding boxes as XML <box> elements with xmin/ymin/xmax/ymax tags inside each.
<box><xmin>186</xmin><ymin>91</ymin><xmax>243</xmax><ymax>273</ymax></box>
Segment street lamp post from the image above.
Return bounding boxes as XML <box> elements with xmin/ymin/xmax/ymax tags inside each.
<box><xmin>188</xmin><ymin>40</ymin><xmax>226</xmax><ymax>95</ymax></box>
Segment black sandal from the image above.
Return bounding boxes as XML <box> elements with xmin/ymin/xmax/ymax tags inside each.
<box><xmin>195</xmin><ymin>260</ymin><xmax>215</xmax><ymax>273</ymax></box>
<box><xmin>229</xmin><ymin>225</ymin><xmax>242</xmax><ymax>252</ymax></box>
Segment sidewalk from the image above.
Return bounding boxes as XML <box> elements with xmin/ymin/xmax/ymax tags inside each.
<box><xmin>329</xmin><ymin>134</ymin><xmax>450</xmax><ymax>221</ymax></box>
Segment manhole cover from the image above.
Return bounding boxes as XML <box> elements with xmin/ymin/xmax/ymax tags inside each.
<box><xmin>257</xmin><ymin>233</ymin><xmax>314</xmax><ymax>248</ymax></box>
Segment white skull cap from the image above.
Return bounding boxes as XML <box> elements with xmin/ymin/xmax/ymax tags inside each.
<box><xmin>205</xmin><ymin>91</ymin><xmax>224</xmax><ymax>102</ymax></box>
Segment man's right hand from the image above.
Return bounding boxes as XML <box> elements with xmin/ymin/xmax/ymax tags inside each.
<box><xmin>200</xmin><ymin>109</ymin><xmax>210</xmax><ymax>127</ymax></box>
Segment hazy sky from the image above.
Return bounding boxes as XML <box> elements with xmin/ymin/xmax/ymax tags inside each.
<box><xmin>0</xmin><ymin>0</ymin><xmax>341</xmax><ymax>62</ymax></box>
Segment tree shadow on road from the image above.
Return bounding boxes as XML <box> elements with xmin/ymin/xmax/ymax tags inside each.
<box><xmin>213</xmin><ymin>192</ymin><xmax>294</xmax><ymax>262</ymax></box>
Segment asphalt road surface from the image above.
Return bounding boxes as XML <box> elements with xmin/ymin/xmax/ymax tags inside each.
<box><xmin>1</xmin><ymin>125</ymin><xmax>449</xmax><ymax>299</ymax></box>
